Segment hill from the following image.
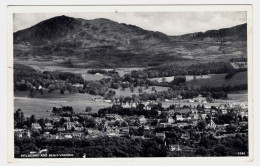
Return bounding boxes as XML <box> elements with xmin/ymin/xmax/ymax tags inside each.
<box><xmin>13</xmin><ymin>15</ymin><xmax>247</xmax><ymax>68</ymax></box>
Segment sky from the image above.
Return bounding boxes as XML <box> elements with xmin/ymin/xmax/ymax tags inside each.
<box><xmin>13</xmin><ymin>12</ymin><xmax>247</xmax><ymax>36</ymax></box>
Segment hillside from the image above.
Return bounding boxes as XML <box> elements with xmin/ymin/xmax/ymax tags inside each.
<box><xmin>13</xmin><ymin>15</ymin><xmax>247</xmax><ymax>68</ymax></box>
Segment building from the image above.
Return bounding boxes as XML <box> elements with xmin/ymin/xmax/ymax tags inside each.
<box><xmin>167</xmin><ymin>116</ymin><xmax>174</xmax><ymax>123</ymax></box>
<box><xmin>169</xmin><ymin>144</ymin><xmax>181</xmax><ymax>152</ymax></box>
<box><xmin>66</xmin><ymin>122</ymin><xmax>75</xmax><ymax>130</ymax></box>
<box><xmin>14</xmin><ymin>129</ymin><xmax>31</xmax><ymax>138</ymax></box>
<box><xmin>31</xmin><ymin>123</ymin><xmax>42</xmax><ymax>130</ymax></box>
<box><xmin>139</xmin><ymin>115</ymin><xmax>147</xmax><ymax>124</ymax></box>
<box><xmin>156</xmin><ymin>132</ymin><xmax>166</xmax><ymax>140</ymax></box>
<box><xmin>176</xmin><ymin>114</ymin><xmax>185</xmax><ymax>121</ymax></box>
<box><xmin>207</xmin><ymin>117</ymin><xmax>217</xmax><ymax>130</ymax></box>
<box><xmin>44</xmin><ymin>123</ymin><xmax>54</xmax><ymax>130</ymax></box>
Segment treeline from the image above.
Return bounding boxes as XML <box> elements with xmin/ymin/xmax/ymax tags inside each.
<box><xmin>14</xmin><ymin>136</ymin><xmax>167</xmax><ymax>158</ymax></box>
<box><xmin>14</xmin><ymin>64</ymin><xmax>84</xmax><ymax>92</ymax></box>
<box><xmin>87</xmin><ymin>69</ymin><xmax>119</xmax><ymax>77</ymax></box>
<box><xmin>195</xmin><ymin>134</ymin><xmax>248</xmax><ymax>156</ymax></box>
<box><xmin>98</xmin><ymin>105</ymin><xmax>162</xmax><ymax>118</ymax></box>
<box><xmin>129</xmin><ymin>61</ymin><xmax>234</xmax><ymax>78</ymax></box>
<box><xmin>52</xmin><ymin>106</ymin><xmax>74</xmax><ymax>116</ymax></box>
<box><xmin>229</xmin><ymin>57</ymin><xmax>247</xmax><ymax>62</ymax></box>
<box><xmin>225</xmin><ymin>69</ymin><xmax>247</xmax><ymax>80</ymax></box>
<box><xmin>191</xmin><ymin>84</ymin><xmax>247</xmax><ymax>99</ymax></box>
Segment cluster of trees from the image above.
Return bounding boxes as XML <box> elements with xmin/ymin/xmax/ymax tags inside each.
<box><xmin>200</xmin><ymin>84</ymin><xmax>247</xmax><ymax>99</ymax></box>
<box><xmin>98</xmin><ymin>105</ymin><xmax>161</xmax><ymax>118</ymax></box>
<box><xmin>14</xmin><ymin>64</ymin><xmax>84</xmax><ymax>93</ymax></box>
<box><xmin>129</xmin><ymin>61</ymin><xmax>234</xmax><ymax>78</ymax></box>
<box><xmin>87</xmin><ymin>69</ymin><xmax>119</xmax><ymax>77</ymax></box>
<box><xmin>52</xmin><ymin>106</ymin><xmax>74</xmax><ymax>116</ymax></box>
<box><xmin>138</xmin><ymin>89</ymin><xmax>199</xmax><ymax>101</ymax></box>
<box><xmin>225</xmin><ymin>69</ymin><xmax>247</xmax><ymax>80</ymax></box>
<box><xmin>196</xmin><ymin>134</ymin><xmax>248</xmax><ymax>156</ymax></box>
<box><xmin>14</xmin><ymin>136</ymin><xmax>167</xmax><ymax>158</ymax></box>
<box><xmin>14</xmin><ymin>109</ymin><xmax>39</xmax><ymax>129</ymax></box>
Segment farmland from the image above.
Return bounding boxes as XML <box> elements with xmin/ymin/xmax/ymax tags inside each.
<box><xmin>150</xmin><ymin>71</ymin><xmax>247</xmax><ymax>88</ymax></box>
<box><xmin>14</xmin><ymin>85</ymin><xmax>169</xmax><ymax>118</ymax></box>
<box><xmin>14</xmin><ymin>90</ymin><xmax>112</xmax><ymax>118</ymax></box>
<box><xmin>186</xmin><ymin>71</ymin><xmax>247</xmax><ymax>88</ymax></box>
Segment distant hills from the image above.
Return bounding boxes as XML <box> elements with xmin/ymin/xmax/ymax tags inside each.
<box><xmin>14</xmin><ymin>15</ymin><xmax>247</xmax><ymax>68</ymax></box>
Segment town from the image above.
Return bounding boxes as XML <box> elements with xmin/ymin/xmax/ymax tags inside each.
<box><xmin>14</xmin><ymin>97</ymin><xmax>248</xmax><ymax>157</ymax></box>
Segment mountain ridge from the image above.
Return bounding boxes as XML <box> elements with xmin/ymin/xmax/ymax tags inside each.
<box><xmin>13</xmin><ymin>15</ymin><xmax>247</xmax><ymax>68</ymax></box>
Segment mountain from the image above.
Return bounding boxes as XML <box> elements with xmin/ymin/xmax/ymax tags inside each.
<box><xmin>13</xmin><ymin>15</ymin><xmax>247</xmax><ymax>68</ymax></box>
<box><xmin>172</xmin><ymin>23</ymin><xmax>247</xmax><ymax>42</ymax></box>
<box><xmin>14</xmin><ymin>15</ymin><xmax>171</xmax><ymax>47</ymax></box>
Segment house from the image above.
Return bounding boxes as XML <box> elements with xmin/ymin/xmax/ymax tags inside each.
<box><xmin>31</xmin><ymin>123</ymin><xmax>42</xmax><ymax>130</ymax></box>
<box><xmin>204</xmin><ymin>105</ymin><xmax>211</xmax><ymax>109</ymax></box>
<box><xmin>66</xmin><ymin>122</ymin><xmax>75</xmax><ymax>130</ymax></box>
<box><xmin>176</xmin><ymin>114</ymin><xmax>185</xmax><ymax>121</ymax></box>
<box><xmin>63</xmin><ymin>117</ymin><xmax>71</xmax><ymax>122</ymax></box>
<box><xmin>156</xmin><ymin>132</ymin><xmax>166</xmax><ymax>140</ymax></box>
<box><xmin>91</xmin><ymin>97</ymin><xmax>103</xmax><ymax>101</ymax></box>
<box><xmin>191</xmin><ymin>113</ymin><xmax>199</xmax><ymax>120</ymax></box>
<box><xmin>57</xmin><ymin>127</ymin><xmax>66</xmax><ymax>132</ymax></box>
<box><xmin>105</xmin><ymin>114</ymin><xmax>119</xmax><ymax>120</ymax></box>
<box><xmin>191</xmin><ymin>109</ymin><xmax>198</xmax><ymax>114</ymax></box>
<box><xmin>53</xmin><ymin>117</ymin><xmax>61</xmax><ymax>123</ymax></box>
<box><xmin>139</xmin><ymin>115</ymin><xmax>147</xmax><ymax>124</ymax></box>
<box><xmin>169</xmin><ymin>144</ymin><xmax>181</xmax><ymax>152</ymax></box>
<box><xmin>200</xmin><ymin>114</ymin><xmax>207</xmax><ymax>120</ymax></box>
<box><xmin>74</xmin><ymin>126</ymin><xmax>85</xmax><ymax>132</ymax></box>
<box><xmin>167</xmin><ymin>117</ymin><xmax>174</xmax><ymax>123</ymax></box>
<box><xmin>72</xmin><ymin>132</ymin><xmax>84</xmax><ymax>138</ymax></box>
<box><xmin>207</xmin><ymin>118</ymin><xmax>217</xmax><ymax>130</ymax></box>
<box><xmin>104</xmin><ymin>99</ymin><xmax>112</xmax><ymax>103</ymax></box>
<box><xmin>72</xmin><ymin>116</ymin><xmax>79</xmax><ymax>121</ymax></box>
<box><xmin>181</xmin><ymin>133</ymin><xmax>190</xmax><ymax>140</ymax></box>
<box><xmin>14</xmin><ymin>129</ymin><xmax>31</xmax><ymax>138</ymax></box>
<box><xmin>221</xmin><ymin>109</ymin><xmax>228</xmax><ymax>114</ymax></box>
<box><xmin>44</xmin><ymin>123</ymin><xmax>54</xmax><ymax>130</ymax></box>
<box><xmin>43</xmin><ymin>131</ymin><xmax>51</xmax><ymax>138</ymax></box>
<box><xmin>120</xmin><ymin>127</ymin><xmax>130</xmax><ymax>135</ymax></box>
<box><xmin>143</xmin><ymin>125</ymin><xmax>150</xmax><ymax>130</ymax></box>
<box><xmin>177</xmin><ymin>122</ymin><xmax>189</xmax><ymax>128</ymax></box>
<box><xmin>204</xmin><ymin>109</ymin><xmax>211</xmax><ymax>114</ymax></box>
<box><xmin>64</xmin><ymin>133</ymin><xmax>73</xmax><ymax>139</ymax></box>
<box><xmin>158</xmin><ymin>123</ymin><xmax>168</xmax><ymax>128</ymax></box>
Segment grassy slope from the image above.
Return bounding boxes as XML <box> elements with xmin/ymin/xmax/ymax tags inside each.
<box><xmin>186</xmin><ymin>71</ymin><xmax>247</xmax><ymax>88</ymax></box>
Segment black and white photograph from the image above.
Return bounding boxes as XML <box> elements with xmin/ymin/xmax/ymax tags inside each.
<box><xmin>7</xmin><ymin>5</ymin><xmax>253</xmax><ymax>160</ymax></box>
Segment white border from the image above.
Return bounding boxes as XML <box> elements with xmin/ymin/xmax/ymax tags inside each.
<box><xmin>4</xmin><ymin>4</ymin><xmax>254</xmax><ymax>165</ymax></box>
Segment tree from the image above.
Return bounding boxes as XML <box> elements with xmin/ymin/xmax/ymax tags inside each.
<box><xmin>225</xmin><ymin>125</ymin><xmax>237</xmax><ymax>133</ymax></box>
<box><xmin>60</xmin><ymin>89</ymin><xmax>65</xmax><ymax>94</ymax></box>
<box><xmin>14</xmin><ymin>109</ymin><xmax>25</xmax><ymax>128</ymax></box>
<box><xmin>138</xmin><ymin>87</ymin><xmax>143</xmax><ymax>93</ymax></box>
<box><xmin>130</xmin><ymin>86</ymin><xmax>135</xmax><ymax>93</ymax></box>
<box><xmin>195</xmin><ymin>147</ymin><xmax>207</xmax><ymax>156</ymax></box>
<box><xmin>162</xmin><ymin>77</ymin><xmax>166</xmax><ymax>83</ymax></box>
<box><xmin>30</xmin><ymin>114</ymin><xmax>37</xmax><ymax>124</ymax></box>
<box><xmin>197</xmin><ymin>121</ymin><xmax>207</xmax><ymax>131</ymax></box>
<box><xmin>206</xmin><ymin>95</ymin><xmax>213</xmax><ymax>103</ymax></box>
<box><xmin>85</xmin><ymin>106</ymin><xmax>92</xmax><ymax>113</ymax></box>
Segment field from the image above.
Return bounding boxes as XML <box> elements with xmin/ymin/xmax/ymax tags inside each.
<box><xmin>150</xmin><ymin>74</ymin><xmax>213</xmax><ymax>83</ymax></box>
<box><xmin>14</xmin><ymin>90</ymin><xmax>112</xmax><ymax>118</ymax></box>
<box><xmin>150</xmin><ymin>71</ymin><xmax>247</xmax><ymax>88</ymax></box>
<box><xmin>162</xmin><ymin>90</ymin><xmax>248</xmax><ymax>108</ymax></box>
<box><xmin>186</xmin><ymin>71</ymin><xmax>247</xmax><ymax>88</ymax></box>
<box><xmin>14</xmin><ymin>85</ymin><xmax>168</xmax><ymax>118</ymax></box>
<box><xmin>112</xmin><ymin>86</ymin><xmax>169</xmax><ymax>97</ymax></box>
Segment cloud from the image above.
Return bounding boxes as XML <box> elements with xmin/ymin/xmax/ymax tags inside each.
<box><xmin>13</xmin><ymin>11</ymin><xmax>247</xmax><ymax>35</ymax></box>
